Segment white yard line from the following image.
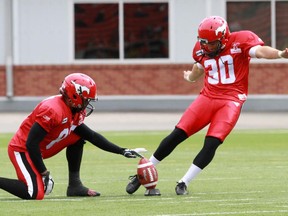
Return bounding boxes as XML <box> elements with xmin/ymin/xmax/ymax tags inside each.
<box><xmin>156</xmin><ymin>210</ymin><xmax>288</xmax><ymax>216</ymax></box>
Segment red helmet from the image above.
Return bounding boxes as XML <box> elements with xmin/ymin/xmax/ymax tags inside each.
<box><xmin>197</xmin><ymin>16</ymin><xmax>231</xmax><ymax>57</ymax></box>
<box><xmin>60</xmin><ymin>73</ymin><xmax>97</xmax><ymax>115</ymax></box>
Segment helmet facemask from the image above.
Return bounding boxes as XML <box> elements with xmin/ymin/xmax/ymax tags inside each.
<box><xmin>198</xmin><ymin>38</ymin><xmax>223</xmax><ymax>58</ymax></box>
<box><xmin>80</xmin><ymin>95</ymin><xmax>97</xmax><ymax>117</ymax></box>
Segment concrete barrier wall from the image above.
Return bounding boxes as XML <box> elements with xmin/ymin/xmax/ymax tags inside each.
<box><xmin>0</xmin><ymin>63</ymin><xmax>288</xmax><ymax>112</ymax></box>
<box><xmin>1</xmin><ymin>95</ymin><xmax>288</xmax><ymax>112</ymax></box>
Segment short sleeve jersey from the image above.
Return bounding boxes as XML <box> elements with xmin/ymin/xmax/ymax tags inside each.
<box><xmin>193</xmin><ymin>30</ymin><xmax>264</xmax><ymax>103</ymax></box>
<box><xmin>9</xmin><ymin>95</ymin><xmax>85</xmax><ymax>158</ymax></box>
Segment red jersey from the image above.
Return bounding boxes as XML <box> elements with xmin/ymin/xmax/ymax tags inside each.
<box><xmin>9</xmin><ymin>95</ymin><xmax>85</xmax><ymax>158</ymax></box>
<box><xmin>193</xmin><ymin>30</ymin><xmax>264</xmax><ymax>103</ymax></box>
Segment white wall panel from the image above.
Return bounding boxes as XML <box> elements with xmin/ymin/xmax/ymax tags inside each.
<box><xmin>0</xmin><ymin>0</ymin><xmax>225</xmax><ymax>65</ymax></box>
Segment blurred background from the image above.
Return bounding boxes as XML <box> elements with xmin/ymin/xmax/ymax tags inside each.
<box><xmin>0</xmin><ymin>0</ymin><xmax>288</xmax><ymax>112</ymax></box>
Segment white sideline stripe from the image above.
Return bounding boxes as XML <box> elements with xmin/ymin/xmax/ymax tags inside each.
<box><xmin>156</xmin><ymin>210</ymin><xmax>288</xmax><ymax>216</ymax></box>
<box><xmin>14</xmin><ymin>151</ymin><xmax>34</xmax><ymax>197</ymax></box>
<box><xmin>45</xmin><ymin>198</ymin><xmax>83</xmax><ymax>201</ymax></box>
<box><xmin>0</xmin><ymin>198</ymin><xmax>83</xmax><ymax>202</ymax></box>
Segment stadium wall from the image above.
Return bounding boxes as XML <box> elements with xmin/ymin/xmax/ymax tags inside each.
<box><xmin>0</xmin><ymin>0</ymin><xmax>287</xmax><ymax>112</ymax></box>
<box><xmin>0</xmin><ymin>63</ymin><xmax>288</xmax><ymax>112</ymax></box>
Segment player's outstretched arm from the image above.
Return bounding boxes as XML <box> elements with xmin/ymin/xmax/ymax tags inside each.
<box><xmin>74</xmin><ymin>123</ymin><xmax>137</xmax><ymax>158</ymax></box>
<box><xmin>279</xmin><ymin>48</ymin><xmax>288</xmax><ymax>58</ymax></box>
<box><xmin>255</xmin><ymin>46</ymin><xmax>288</xmax><ymax>59</ymax></box>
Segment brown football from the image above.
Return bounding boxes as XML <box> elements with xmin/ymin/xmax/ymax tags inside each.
<box><xmin>137</xmin><ymin>157</ymin><xmax>158</xmax><ymax>189</ymax></box>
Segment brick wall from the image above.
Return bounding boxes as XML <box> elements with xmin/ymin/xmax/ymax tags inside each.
<box><xmin>0</xmin><ymin>63</ymin><xmax>287</xmax><ymax>96</ymax></box>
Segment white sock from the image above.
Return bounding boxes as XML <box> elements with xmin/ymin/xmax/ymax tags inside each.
<box><xmin>149</xmin><ymin>155</ymin><xmax>160</xmax><ymax>166</ymax></box>
<box><xmin>179</xmin><ymin>164</ymin><xmax>202</xmax><ymax>186</ymax></box>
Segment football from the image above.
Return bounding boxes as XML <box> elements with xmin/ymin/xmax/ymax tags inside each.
<box><xmin>137</xmin><ymin>157</ymin><xmax>158</xmax><ymax>189</ymax></box>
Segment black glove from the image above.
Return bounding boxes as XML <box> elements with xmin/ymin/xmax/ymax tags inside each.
<box><xmin>42</xmin><ymin>171</ymin><xmax>54</xmax><ymax>195</ymax></box>
<box><xmin>122</xmin><ymin>149</ymin><xmax>137</xmax><ymax>158</ymax></box>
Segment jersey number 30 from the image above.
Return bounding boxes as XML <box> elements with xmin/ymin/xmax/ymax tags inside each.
<box><xmin>204</xmin><ymin>55</ymin><xmax>235</xmax><ymax>84</ymax></box>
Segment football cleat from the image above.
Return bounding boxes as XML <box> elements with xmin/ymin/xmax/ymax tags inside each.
<box><xmin>144</xmin><ymin>188</ymin><xmax>161</xmax><ymax>196</ymax></box>
<box><xmin>175</xmin><ymin>182</ymin><xmax>188</xmax><ymax>195</ymax></box>
<box><xmin>126</xmin><ymin>174</ymin><xmax>141</xmax><ymax>194</ymax></box>
<box><xmin>67</xmin><ymin>185</ymin><xmax>101</xmax><ymax>197</ymax></box>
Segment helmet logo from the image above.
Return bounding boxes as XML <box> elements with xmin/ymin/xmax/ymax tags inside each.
<box><xmin>71</xmin><ymin>80</ymin><xmax>90</xmax><ymax>95</ymax></box>
<box><xmin>215</xmin><ymin>23</ymin><xmax>226</xmax><ymax>37</ymax></box>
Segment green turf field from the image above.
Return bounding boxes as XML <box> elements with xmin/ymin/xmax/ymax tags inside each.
<box><xmin>0</xmin><ymin>130</ymin><xmax>287</xmax><ymax>216</ymax></box>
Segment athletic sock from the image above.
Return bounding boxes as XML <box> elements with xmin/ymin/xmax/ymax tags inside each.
<box><xmin>179</xmin><ymin>164</ymin><xmax>202</xmax><ymax>186</ymax></box>
<box><xmin>68</xmin><ymin>171</ymin><xmax>83</xmax><ymax>187</ymax></box>
<box><xmin>149</xmin><ymin>155</ymin><xmax>160</xmax><ymax>166</ymax></box>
